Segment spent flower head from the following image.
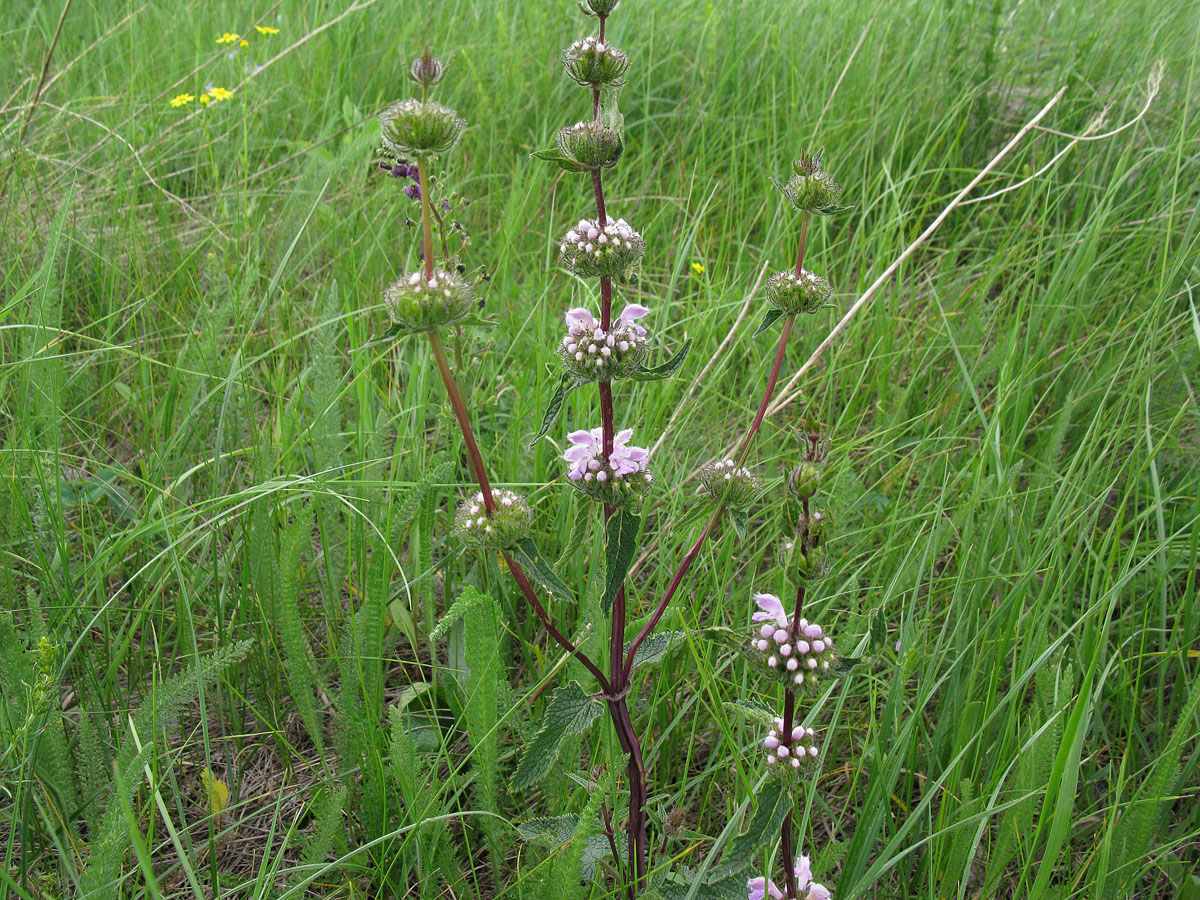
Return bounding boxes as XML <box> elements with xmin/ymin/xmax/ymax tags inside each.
<box><xmin>557</xmin><ymin>304</ymin><xmax>650</xmax><ymax>381</ymax></box>
<box><xmin>698</xmin><ymin>459</ymin><xmax>759</xmax><ymax>509</ymax></box>
<box><xmin>559</xmin><ymin>216</ymin><xmax>645</xmax><ymax>278</ymax></box>
<box><xmin>380</xmin><ymin>98</ymin><xmax>466</xmax><ymax>157</ymax></box>
<box><xmin>455</xmin><ymin>489</ymin><xmax>533</xmax><ymax>550</ymax></box>
<box><xmin>563</xmin><ymin>426</ymin><xmax>652</xmax><ymax>506</ymax></box>
<box><xmin>562</xmin><ymin>36</ymin><xmax>630</xmax><ymax>88</ymax></box>
<box><xmin>383</xmin><ymin>269</ymin><xmax>476</xmax><ymax>334</ymax></box>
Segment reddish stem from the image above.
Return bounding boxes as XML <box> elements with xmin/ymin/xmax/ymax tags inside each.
<box><xmin>418</xmin><ymin>158</ymin><xmax>435</xmax><ymax>281</ymax></box>
<box><xmin>735</xmin><ymin>315</ymin><xmax>794</xmax><ymax>466</ymax></box>
<box><xmin>793</xmin><ymin>214</ymin><xmax>810</xmax><ymax>278</ymax></box>
<box><xmin>428</xmin><ymin>332</ymin><xmax>494</xmax><ymax>512</ymax></box>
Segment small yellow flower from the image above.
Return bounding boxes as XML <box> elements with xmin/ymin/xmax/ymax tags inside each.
<box><xmin>216</xmin><ymin>32</ymin><xmax>240</xmax><ymax>44</ymax></box>
<box><xmin>209</xmin><ymin>86</ymin><xmax>235</xmax><ymax>102</ymax></box>
<box><xmin>169</xmin><ymin>93</ymin><xmax>195</xmax><ymax>107</ymax></box>
<box><xmin>254</xmin><ymin>25</ymin><xmax>280</xmax><ymax>35</ymax></box>
<box><xmin>691</xmin><ymin>261</ymin><xmax>705</xmax><ymax>275</ymax></box>
<box><xmin>239</xmin><ymin>39</ymin><xmax>249</xmax><ymax>47</ymax></box>
<box><xmin>199</xmin><ymin>93</ymin><xmax>211</xmax><ymax>104</ymax></box>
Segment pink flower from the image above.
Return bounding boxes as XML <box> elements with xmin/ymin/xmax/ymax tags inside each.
<box><xmin>564</xmin><ymin>307</ymin><xmax>599</xmax><ymax>333</ymax></box>
<box><xmin>609</xmin><ymin>428</ymin><xmax>649</xmax><ymax>476</ymax></box>
<box><xmin>752</xmin><ymin>593</ymin><xmax>789</xmax><ymax>627</ymax></box>
<box><xmin>562</xmin><ymin>426</ymin><xmax>650</xmax><ymax>482</ymax></box>
<box><xmin>615</xmin><ymin>303</ymin><xmax>650</xmax><ymax>334</ymax></box>
<box><xmin>563</xmin><ymin>427</ymin><xmax>604</xmax><ymax>480</ymax></box>
<box><xmin>747</xmin><ymin>857</ymin><xmax>830</xmax><ymax>900</ymax></box>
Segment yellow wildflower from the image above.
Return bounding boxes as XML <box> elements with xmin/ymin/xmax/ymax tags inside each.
<box><xmin>199</xmin><ymin>93</ymin><xmax>211</xmax><ymax>104</ymax></box>
<box><xmin>209</xmin><ymin>87</ymin><xmax>235</xmax><ymax>102</ymax></box>
<box><xmin>254</xmin><ymin>25</ymin><xmax>280</xmax><ymax>35</ymax></box>
<box><xmin>691</xmin><ymin>261</ymin><xmax>705</xmax><ymax>275</ymax></box>
<box><xmin>239</xmin><ymin>39</ymin><xmax>248</xmax><ymax>47</ymax></box>
<box><xmin>169</xmin><ymin>93</ymin><xmax>195</xmax><ymax>107</ymax></box>
<box><xmin>216</xmin><ymin>32</ymin><xmax>240</xmax><ymax>44</ymax></box>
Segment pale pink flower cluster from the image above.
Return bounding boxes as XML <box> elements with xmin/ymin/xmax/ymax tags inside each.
<box><xmin>750</xmin><ymin>593</ymin><xmax>833</xmax><ymax>685</ymax></box>
<box><xmin>563</xmin><ymin>427</ymin><xmax>650</xmax><ymax>483</ymax></box>
<box><xmin>748</xmin><ymin>855</ymin><xmax>831</xmax><ymax>900</ymax></box>
<box><xmin>558</xmin><ymin>304</ymin><xmax>649</xmax><ymax>379</ymax></box>
<box><xmin>763</xmin><ymin>716</ymin><xmax>818</xmax><ymax>769</ymax></box>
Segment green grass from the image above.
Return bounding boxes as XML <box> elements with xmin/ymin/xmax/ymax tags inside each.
<box><xmin>1</xmin><ymin>0</ymin><xmax>1198</xmax><ymax>897</ymax></box>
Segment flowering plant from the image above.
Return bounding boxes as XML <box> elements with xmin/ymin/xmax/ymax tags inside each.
<box><xmin>373</xmin><ymin>3</ymin><xmax>857</xmax><ymax>895</ymax></box>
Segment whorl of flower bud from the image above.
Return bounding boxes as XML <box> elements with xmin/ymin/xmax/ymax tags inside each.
<box><xmin>559</xmin><ymin>217</ymin><xmax>645</xmax><ymax>277</ymax></box>
<box><xmin>557</xmin><ymin>304</ymin><xmax>649</xmax><ymax>381</ymax></box>
<box><xmin>454</xmin><ymin>489</ymin><xmax>532</xmax><ymax>550</ymax></box>
<box><xmin>577</xmin><ymin>0</ymin><xmax>621</xmax><ymax>16</ymax></box>
<box><xmin>762</xmin><ymin>717</ymin><xmax>820</xmax><ymax>772</ymax></box>
<box><xmin>698</xmin><ymin>459</ymin><xmax>759</xmax><ymax>509</ymax></box>
<box><xmin>778</xmin><ymin>150</ymin><xmax>847</xmax><ymax>216</ymax></box>
<box><xmin>563</xmin><ymin>426</ymin><xmax>652</xmax><ymax>506</ymax></box>
<box><xmin>749</xmin><ymin>593</ymin><xmax>835</xmax><ymax>686</ymax></box>
<box><xmin>562</xmin><ymin>36</ymin><xmax>630</xmax><ymax>87</ymax></box>
<box><xmin>408</xmin><ymin>47</ymin><xmax>446</xmax><ymax>88</ymax></box>
<box><xmin>748</xmin><ymin>855</ymin><xmax>831</xmax><ymax>900</ymax></box>
<box><xmin>777</xmin><ymin>538</ymin><xmax>830</xmax><ymax>580</ymax></box>
<box><xmin>383</xmin><ymin>269</ymin><xmax>475</xmax><ymax>333</ymax></box>
<box><xmin>557</xmin><ymin>120</ymin><xmax>624</xmax><ymax>169</ymax></box>
<box><xmin>380</xmin><ymin>99</ymin><xmax>465</xmax><ymax>157</ymax></box>
<box><xmin>766</xmin><ymin>269</ymin><xmax>833</xmax><ymax>316</ymax></box>
<box><xmin>787</xmin><ymin>461</ymin><xmax>822</xmax><ymax>499</ymax></box>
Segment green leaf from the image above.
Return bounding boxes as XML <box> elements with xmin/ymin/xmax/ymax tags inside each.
<box><xmin>870</xmin><ymin>607</ymin><xmax>887</xmax><ymax>648</ymax></box>
<box><xmin>512</xmin><ymin>681</ymin><xmax>604</xmax><ymax>791</ymax></box>
<box><xmin>720</xmin><ymin>782</ymin><xmax>789</xmax><ymax>875</ymax></box>
<box><xmin>530</xmin><ymin>147</ymin><xmax>589</xmax><ymax>173</ymax></box>
<box><xmin>830</xmin><ymin>654</ymin><xmax>864</xmax><ymax>677</ymax></box>
<box><xmin>581</xmin><ymin>832</ymin><xmax>625</xmax><ymax>880</ymax></box>
<box><xmin>511</xmin><ymin>540</ymin><xmax>577</xmax><ymax>603</ymax></box>
<box><xmin>430</xmin><ymin>585</ymin><xmax>492</xmax><ymax>641</ymax></box>
<box><xmin>517</xmin><ymin>814</ymin><xmax>578</xmax><ymax>846</ymax></box>
<box><xmin>728</xmin><ymin>508</ymin><xmax>748</xmax><ymax>541</ymax></box>
<box><xmin>532</xmin><ymin>373</ymin><xmax>581</xmax><ymax>446</ymax></box>
<box><xmin>631</xmin><ymin>338</ymin><xmax>693</xmax><ymax>381</ymax></box>
<box><xmin>603</xmin><ymin>509</ymin><xmax>641</xmax><ymax>612</ymax></box>
<box><xmin>721</xmin><ymin>699</ymin><xmax>778</xmax><ymax>728</ymax></box>
<box><xmin>625</xmin><ymin>631</ymin><xmax>685</xmax><ymax>670</ymax></box>
<box><xmin>753</xmin><ymin>308</ymin><xmax>785</xmax><ymax>337</ymax></box>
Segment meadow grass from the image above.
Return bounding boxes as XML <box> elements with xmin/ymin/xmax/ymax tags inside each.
<box><xmin>1</xmin><ymin>0</ymin><xmax>1198</xmax><ymax>897</ymax></box>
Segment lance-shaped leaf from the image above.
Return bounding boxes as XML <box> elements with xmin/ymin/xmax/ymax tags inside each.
<box><xmin>512</xmin><ymin>681</ymin><xmax>603</xmax><ymax>790</ymax></box>
<box><xmin>870</xmin><ymin>607</ymin><xmax>888</xmax><ymax>648</ymax></box>
<box><xmin>719</xmin><ymin>782</ymin><xmax>789</xmax><ymax>875</ymax></box>
<box><xmin>430</xmin><ymin>585</ymin><xmax>491</xmax><ymax>642</ymax></box>
<box><xmin>510</xmin><ymin>540</ymin><xmax>576</xmax><ymax>603</ymax></box>
<box><xmin>604</xmin><ymin>509</ymin><xmax>641</xmax><ymax>612</ymax></box>
<box><xmin>530</xmin><ymin>147</ymin><xmax>590</xmax><ymax>173</ymax></box>
<box><xmin>721</xmin><ymin>699</ymin><xmax>778</xmax><ymax>729</ymax></box>
<box><xmin>753</xmin><ymin>307</ymin><xmax>785</xmax><ymax>337</ymax></box>
<box><xmin>531</xmin><ymin>373</ymin><xmax>582</xmax><ymax>446</ymax></box>
<box><xmin>727</xmin><ymin>508</ymin><xmax>748</xmax><ymax>542</ymax></box>
<box><xmin>624</xmin><ymin>631</ymin><xmax>685</xmax><ymax>670</ymax></box>
<box><xmin>630</xmin><ymin>338</ymin><xmax>693</xmax><ymax>381</ymax></box>
<box><xmin>517</xmin><ymin>814</ymin><xmax>578</xmax><ymax>846</ymax></box>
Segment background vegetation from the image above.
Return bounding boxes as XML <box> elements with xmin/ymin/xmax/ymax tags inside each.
<box><xmin>1</xmin><ymin>0</ymin><xmax>1197</xmax><ymax>897</ymax></box>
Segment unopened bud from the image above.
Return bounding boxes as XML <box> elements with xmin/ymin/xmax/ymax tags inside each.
<box><xmin>380</xmin><ymin>98</ymin><xmax>465</xmax><ymax>157</ymax></box>
<box><xmin>577</xmin><ymin>0</ymin><xmax>621</xmax><ymax>16</ymax></box>
<box><xmin>556</xmin><ymin>120</ymin><xmax>624</xmax><ymax>169</ymax></box>
<box><xmin>697</xmin><ymin>459</ymin><xmax>759</xmax><ymax>509</ymax></box>
<box><xmin>776</xmin><ymin>149</ymin><xmax>849</xmax><ymax>216</ymax></box>
<box><xmin>454</xmin><ymin>489</ymin><xmax>533</xmax><ymax>550</ymax></box>
<box><xmin>765</xmin><ymin>269</ymin><xmax>833</xmax><ymax>315</ymax></box>
<box><xmin>408</xmin><ymin>47</ymin><xmax>446</xmax><ymax>88</ymax></box>
<box><xmin>562</xmin><ymin>36</ymin><xmax>630</xmax><ymax>87</ymax></box>
<box><xmin>788</xmin><ymin>461</ymin><xmax>821</xmax><ymax>499</ymax></box>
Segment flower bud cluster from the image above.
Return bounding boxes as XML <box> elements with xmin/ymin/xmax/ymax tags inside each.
<box><xmin>766</xmin><ymin>269</ymin><xmax>833</xmax><ymax>316</ymax></box>
<box><xmin>559</xmin><ymin>217</ymin><xmax>645</xmax><ymax>277</ymax></box>
<box><xmin>380</xmin><ymin>98</ymin><xmax>465</xmax><ymax>157</ymax></box>
<box><xmin>563</xmin><ymin>426</ymin><xmax>652</xmax><ymax>506</ymax></box>
<box><xmin>454</xmin><ymin>489</ymin><xmax>532</xmax><ymax>550</ymax></box>
<box><xmin>557</xmin><ymin>304</ymin><xmax>649</xmax><ymax>381</ymax></box>
<box><xmin>697</xmin><ymin>459</ymin><xmax>759</xmax><ymax>509</ymax></box>
<box><xmin>383</xmin><ymin>269</ymin><xmax>476</xmax><ymax>333</ymax></box>
<box><xmin>749</xmin><ymin>593</ymin><xmax>834</xmax><ymax>686</ymax></box>
<box><xmin>779</xmin><ymin>150</ymin><xmax>847</xmax><ymax>216</ymax></box>
<box><xmin>763</xmin><ymin>717</ymin><xmax>819</xmax><ymax>770</ymax></box>
<box><xmin>557</xmin><ymin>120</ymin><xmax>624</xmax><ymax>169</ymax></box>
<box><xmin>409</xmin><ymin>48</ymin><xmax>446</xmax><ymax>88</ymax></box>
<box><xmin>577</xmin><ymin>0</ymin><xmax>620</xmax><ymax>16</ymax></box>
<box><xmin>787</xmin><ymin>460</ymin><xmax>823</xmax><ymax>499</ymax></box>
<box><xmin>777</xmin><ymin>538</ymin><xmax>829</xmax><ymax>580</ymax></box>
<box><xmin>562</xmin><ymin>36</ymin><xmax>629</xmax><ymax>87</ymax></box>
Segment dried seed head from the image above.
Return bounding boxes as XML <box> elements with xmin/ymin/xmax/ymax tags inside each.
<box><xmin>383</xmin><ymin>269</ymin><xmax>476</xmax><ymax>334</ymax></box>
<box><xmin>380</xmin><ymin>98</ymin><xmax>465</xmax><ymax>157</ymax></box>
